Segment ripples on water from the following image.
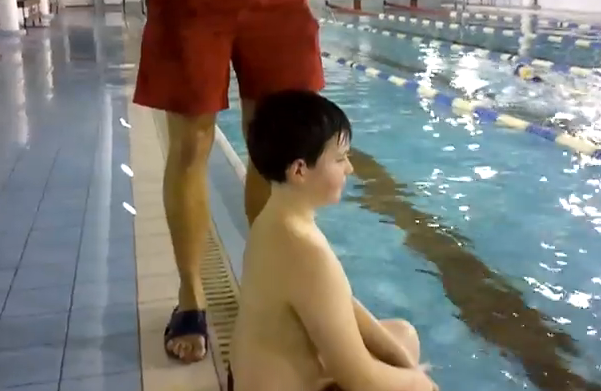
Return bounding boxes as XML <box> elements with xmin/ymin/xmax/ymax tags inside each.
<box><xmin>303</xmin><ymin>63</ymin><xmax>601</xmax><ymax>390</ymax></box>
<box><xmin>320</xmin><ymin>20</ymin><xmax>601</xmax><ymax>145</ymax></box>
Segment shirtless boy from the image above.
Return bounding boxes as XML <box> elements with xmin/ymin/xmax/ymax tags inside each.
<box><xmin>229</xmin><ymin>90</ymin><xmax>438</xmax><ymax>391</ymax></box>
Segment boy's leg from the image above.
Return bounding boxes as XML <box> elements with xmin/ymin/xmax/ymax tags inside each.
<box><xmin>133</xmin><ymin>7</ymin><xmax>233</xmax><ymax>363</ymax></box>
<box><xmin>317</xmin><ymin>320</ymin><xmax>420</xmax><ymax>391</ymax></box>
<box><xmin>380</xmin><ymin>319</ymin><xmax>421</xmax><ymax>364</ymax></box>
<box><xmin>234</xmin><ymin>0</ymin><xmax>324</xmax><ymax>225</ymax></box>
<box><xmin>319</xmin><ymin>320</ymin><xmax>420</xmax><ymax>380</ymax></box>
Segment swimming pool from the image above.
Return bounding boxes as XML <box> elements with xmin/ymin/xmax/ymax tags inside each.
<box><xmin>318</xmin><ymin>15</ymin><xmax>601</xmax><ymax>137</ymax></box>
<box><xmin>217</xmin><ymin>8</ymin><xmax>601</xmax><ymax>391</ymax></box>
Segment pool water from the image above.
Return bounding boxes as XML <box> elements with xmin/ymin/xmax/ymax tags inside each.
<box><xmin>318</xmin><ymin>19</ymin><xmax>601</xmax><ymax>128</ymax></box>
<box><xmin>217</xmin><ymin>13</ymin><xmax>601</xmax><ymax>391</ymax></box>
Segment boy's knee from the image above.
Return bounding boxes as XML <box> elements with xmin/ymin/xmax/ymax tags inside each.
<box><xmin>389</xmin><ymin>319</ymin><xmax>419</xmax><ymax>341</ymax></box>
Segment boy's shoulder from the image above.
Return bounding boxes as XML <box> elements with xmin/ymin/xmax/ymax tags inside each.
<box><xmin>283</xmin><ymin>223</ymin><xmax>343</xmax><ymax>286</ymax></box>
<box><xmin>283</xmin><ymin>222</ymin><xmax>331</xmax><ymax>258</ymax></box>
<box><xmin>251</xmin><ymin>217</ymin><xmax>335</xmax><ymax>271</ymax></box>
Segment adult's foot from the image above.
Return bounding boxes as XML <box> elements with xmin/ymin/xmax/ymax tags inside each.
<box><xmin>164</xmin><ymin>307</ymin><xmax>208</xmax><ymax>363</ymax></box>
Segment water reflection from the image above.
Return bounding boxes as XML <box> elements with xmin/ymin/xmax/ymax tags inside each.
<box><xmin>0</xmin><ymin>39</ymin><xmax>30</xmax><ymax>147</ymax></box>
<box><xmin>41</xmin><ymin>28</ymin><xmax>55</xmax><ymax>100</ymax></box>
<box><xmin>346</xmin><ymin>148</ymin><xmax>601</xmax><ymax>391</ymax></box>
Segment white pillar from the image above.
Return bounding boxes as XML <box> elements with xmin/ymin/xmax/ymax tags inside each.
<box><xmin>41</xmin><ymin>29</ymin><xmax>54</xmax><ymax>100</ymax></box>
<box><xmin>518</xmin><ymin>12</ymin><xmax>533</xmax><ymax>58</ymax></box>
<box><xmin>0</xmin><ymin>0</ymin><xmax>21</xmax><ymax>32</ymax></box>
<box><xmin>40</xmin><ymin>0</ymin><xmax>50</xmax><ymax>16</ymax></box>
<box><xmin>0</xmin><ymin>41</ymin><xmax>29</xmax><ymax>147</ymax></box>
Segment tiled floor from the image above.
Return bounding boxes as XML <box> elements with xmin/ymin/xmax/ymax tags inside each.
<box><xmin>0</xmin><ymin>7</ymin><xmax>222</xmax><ymax>391</ymax></box>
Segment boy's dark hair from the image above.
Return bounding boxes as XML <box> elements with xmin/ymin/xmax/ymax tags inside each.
<box><xmin>247</xmin><ymin>90</ymin><xmax>352</xmax><ymax>183</ymax></box>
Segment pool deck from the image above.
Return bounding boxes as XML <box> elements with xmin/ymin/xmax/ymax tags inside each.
<box><xmin>4</xmin><ymin>3</ymin><xmax>601</xmax><ymax>391</ymax></box>
<box><xmin>0</xmin><ymin>7</ymin><xmax>246</xmax><ymax>391</ymax></box>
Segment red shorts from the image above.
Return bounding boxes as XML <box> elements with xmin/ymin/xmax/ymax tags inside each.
<box><xmin>133</xmin><ymin>0</ymin><xmax>324</xmax><ymax>116</ymax></box>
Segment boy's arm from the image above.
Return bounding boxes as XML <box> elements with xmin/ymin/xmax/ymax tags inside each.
<box><xmin>352</xmin><ymin>298</ymin><xmax>417</xmax><ymax>368</ymax></box>
<box><xmin>287</xmin><ymin>236</ymin><xmax>434</xmax><ymax>391</ymax></box>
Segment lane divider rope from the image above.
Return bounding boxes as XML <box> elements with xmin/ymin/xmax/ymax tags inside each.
<box><xmin>319</xmin><ymin>51</ymin><xmax>601</xmax><ymax>159</ymax></box>
<box><xmin>446</xmin><ymin>9</ymin><xmax>601</xmax><ymax>32</ymax></box>
<box><xmin>375</xmin><ymin>12</ymin><xmax>601</xmax><ymax>48</ymax></box>
<box><xmin>320</xmin><ymin>18</ymin><xmax>600</xmax><ymax>77</ymax></box>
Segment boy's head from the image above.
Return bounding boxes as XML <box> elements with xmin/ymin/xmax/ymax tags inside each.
<box><xmin>247</xmin><ymin>90</ymin><xmax>354</xmax><ymax>206</ymax></box>
<box><xmin>514</xmin><ymin>63</ymin><xmax>534</xmax><ymax>80</ymax></box>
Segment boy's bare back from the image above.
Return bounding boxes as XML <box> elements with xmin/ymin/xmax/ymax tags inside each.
<box><xmin>230</xmin><ymin>205</ymin><xmax>341</xmax><ymax>391</ymax></box>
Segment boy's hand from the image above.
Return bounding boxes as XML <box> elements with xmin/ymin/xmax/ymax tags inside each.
<box><xmin>418</xmin><ymin>364</ymin><xmax>439</xmax><ymax>391</ymax></box>
<box><xmin>414</xmin><ymin>369</ymin><xmax>439</xmax><ymax>391</ymax></box>
<box><xmin>418</xmin><ymin>362</ymin><xmax>432</xmax><ymax>372</ymax></box>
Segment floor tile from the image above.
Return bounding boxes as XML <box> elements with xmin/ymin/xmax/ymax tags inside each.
<box><xmin>0</xmin><ymin>197</ymin><xmax>39</xmax><ymax>221</ymax></box>
<box><xmin>0</xmin><ymin>270</ymin><xmax>15</xmax><ymax>289</ymax></box>
<box><xmin>137</xmin><ymin>274</ymin><xmax>179</xmax><ymax>304</ymax></box>
<box><xmin>133</xmin><ymin>234</ymin><xmax>172</xmax><ymax>259</ymax></box>
<box><xmin>67</xmin><ymin>304</ymin><xmax>137</xmax><ymax>340</ymax></box>
<box><xmin>78</xmin><ymin>235</ymin><xmax>135</xmax><ymax>267</ymax></box>
<box><xmin>133</xmin><ymin>216</ymin><xmax>169</xmax><ymax>238</ymax></box>
<box><xmin>33</xmin><ymin>207</ymin><xmax>86</xmax><ymax>230</ymax></box>
<box><xmin>136</xmin><ymin>251</ymin><xmax>177</xmax><ymax>277</ymax></box>
<box><xmin>62</xmin><ymin>333</ymin><xmax>140</xmax><ymax>379</ymax></box>
<box><xmin>75</xmin><ymin>253</ymin><xmax>136</xmax><ymax>283</ymax></box>
<box><xmin>41</xmin><ymin>188</ymin><xmax>88</xmax><ymax>206</ymax></box>
<box><xmin>0</xmin><ymin>190</ymin><xmax>41</xmax><ymax>214</ymax></box>
<box><xmin>11</xmin><ymin>262</ymin><xmax>76</xmax><ymax>291</ymax></box>
<box><xmin>3</xmin><ymin>173</ymin><xmax>50</xmax><ymax>194</ymax></box>
<box><xmin>0</xmin><ymin>312</ymin><xmax>68</xmax><ymax>350</ymax></box>
<box><xmin>81</xmin><ymin>207</ymin><xmax>134</xmax><ymax>241</ymax></box>
<box><xmin>0</xmin><ymin>214</ymin><xmax>34</xmax><ymax>236</ymax></box>
<box><xmin>71</xmin><ymin>280</ymin><xmax>136</xmax><ymax>309</ymax></box>
<box><xmin>140</xmin><ymin>330</ymin><xmax>220</xmax><ymax>391</ymax></box>
<box><xmin>59</xmin><ymin>371</ymin><xmax>141</xmax><ymax>391</ymax></box>
<box><xmin>0</xmin><ymin>231</ymin><xmax>28</xmax><ymax>270</ymax></box>
<box><xmin>44</xmin><ymin>174</ymin><xmax>92</xmax><ymax>193</ymax></box>
<box><xmin>37</xmin><ymin>189</ymin><xmax>88</xmax><ymax>217</ymax></box>
<box><xmin>45</xmin><ymin>168</ymin><xmax>92</xmax><ymax>193</ymax></box>
<box><xmin>2</xmin><ymin>286</ymin><xmax>72</xmax><ymax>317</ymax></box>
<box><xmin>137</xmin><ymin>299</ymin><xmax>176</xmax><ymax>333</ymax></box>
<box><xmin>0</xmin><ymin>289</ymin><xmax>8</xmax><ymax>311</ymax></box>
<box><xmin>20</xmin><ymin>227</ymin><xmax>81</xmax><ymax>266</ymax></box>
<box><xmin>0</xmin><ymin>382</ymin><xmax>58</xmax><ymax>391</ymax></box>
<box><xmin>0</xmin><ymin>345</ymin><xmax>63</xmax><ymax>388</ymax></box>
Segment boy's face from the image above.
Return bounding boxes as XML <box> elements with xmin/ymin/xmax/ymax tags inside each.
<box><xmin>302</xmin><ymin>133</ymin><xmax>354</xmax><ymax>206</ymax></box>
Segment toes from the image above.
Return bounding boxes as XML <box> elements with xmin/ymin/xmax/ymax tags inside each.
<box><xmin>191</xmin><ymin>337</ymin><xmax>206</xmax><ymax>360</ymax></box>
<box><xmin>167</xmin><ymin>337</ymin><xmax>206</xmax><ymax>363</ymax></box>
<box><xmin>193</xmin><ymin>339</ymin><xmax>206</xmax><ymax>360</ymax></box>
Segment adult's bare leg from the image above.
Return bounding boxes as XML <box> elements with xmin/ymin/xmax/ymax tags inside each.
<box><xmin>163</xmin><ymin>112</ymin><xmax>216</xmax><ymax>363</ymax></box>
<box><xmin>241</xmin><ymin>99</ymin><xmax>271</xmax><ymax>225</ymax></box>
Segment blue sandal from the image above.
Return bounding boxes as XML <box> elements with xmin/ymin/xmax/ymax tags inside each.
<box><xmin>164</xmin><ymin>307</ymin><xmax>208</xmax><ymax>361</ymax></box>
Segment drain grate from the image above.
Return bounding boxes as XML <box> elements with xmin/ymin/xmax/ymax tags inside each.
<box><xmin>201</xmin><ymin>227</ymin><xmax>240</xmax><ymax>384</ymax></box>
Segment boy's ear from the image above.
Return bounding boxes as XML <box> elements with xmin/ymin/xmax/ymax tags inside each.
<box><xmin>287</xmin><ymin>158</ymin><xmax>308</xmax><ymax>183</ymax></box>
